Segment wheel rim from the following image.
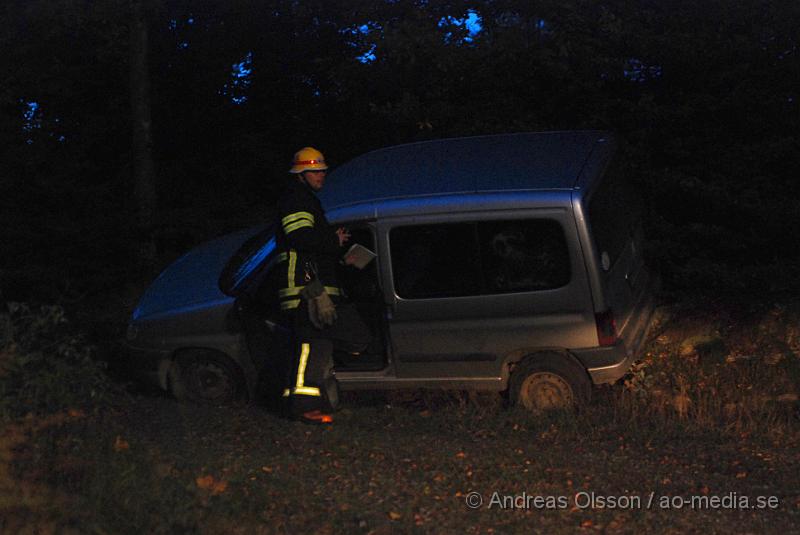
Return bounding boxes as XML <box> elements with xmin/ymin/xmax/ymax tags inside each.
<box><xmin>518</xmin><ymin>372</ymin><xmax>574</xmax><ymax>412</ymax></box>
<box><xmin>185</xmin><ymin>358</ymin><xmax>236</xmax><ymax>402</ymax></box>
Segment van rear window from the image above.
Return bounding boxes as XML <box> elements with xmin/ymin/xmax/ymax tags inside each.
<box><xmin>588</xmin><ymin>160</ymin><xmax>643</xmax><ymax>267</ymax></box>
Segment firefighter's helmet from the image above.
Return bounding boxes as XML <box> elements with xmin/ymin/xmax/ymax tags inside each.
<box><xmin>289</xmin><ymin>146</ymin><xmax>328</xmax><ymax>174</ymax></box>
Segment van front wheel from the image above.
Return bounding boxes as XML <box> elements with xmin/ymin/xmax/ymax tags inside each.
<box><xmin>509</xmin><ymin>353</ymin><xmax>591</xmax><ymax>412</ymax></box>
<box><xmin>170</xmin><ymin>350</ymin><xmax>245</xmax><ymax>404</ymax></box>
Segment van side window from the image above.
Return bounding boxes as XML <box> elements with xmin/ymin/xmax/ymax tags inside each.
<box><xmin>390</xmin><ymin>219</ymin><xmax>570</xmax><ymax>299</ymax></box>
<box><xmin>478</xmin><ymin>219</ymin><xmax>570</xmax><ymax>293</ymax></box>
<box><xmin>390</xmin><ymin>223</ymin><xmax>482</xmax><ymax>299</ymax></box>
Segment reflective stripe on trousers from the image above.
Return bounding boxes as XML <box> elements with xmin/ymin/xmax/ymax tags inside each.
<box><xmin>282</xmin><ymin>342</ymin><xmax>320</xmax><ymax>397</ymax></box>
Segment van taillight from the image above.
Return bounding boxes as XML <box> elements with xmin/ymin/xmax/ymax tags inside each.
<box><xmin>595</xmin><ymin>309</ymin><xmax>618</xmax><ymax>346</ymax></box>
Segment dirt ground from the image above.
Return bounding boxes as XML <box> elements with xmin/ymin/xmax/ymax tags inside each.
<box><xmin>1</xmin><ymin>387</ymin><xmax>798</xmax><ymax>534</ymax></box>
<box><xmin>2</xmin><ymin>301</ymin><xmax>799</xmax><ymax>534</ymax></box>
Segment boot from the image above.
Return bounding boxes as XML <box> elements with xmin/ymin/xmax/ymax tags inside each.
<box><xmin>296</xmin><ymin>410</ymin><xmax>333</xmax><ymax>425</ymax></box>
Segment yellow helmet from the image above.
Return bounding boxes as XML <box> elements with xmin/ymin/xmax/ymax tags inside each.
<box><xmin>289</xmin><ymin>146</ymin><xmax>328</xmax><ymax>174</ymax></box>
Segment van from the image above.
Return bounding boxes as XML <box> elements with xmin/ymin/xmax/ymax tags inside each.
<box><xmin>126</xmin><ymin>131</ymin><xmax>658</xmax><ymax>412</ymax></box>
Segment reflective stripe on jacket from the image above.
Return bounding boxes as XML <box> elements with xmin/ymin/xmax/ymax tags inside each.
<box><xmin>275</xmin><ymin>179</ymin><xmax>343</xmax><ymax>309</ymax></box>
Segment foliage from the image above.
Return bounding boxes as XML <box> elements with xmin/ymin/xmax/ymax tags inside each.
<box><xmin>0</xmin><ymin>303</ymin><xmax>118</xmax><ymax>420</ymax></box>
<box><xmin>1</xmin><ymin>0</ymin><xmax>799</xmax><ymax>300</ymax></box>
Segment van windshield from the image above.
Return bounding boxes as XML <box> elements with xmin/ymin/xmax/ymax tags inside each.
<box><xmin>218</xmin><ymin>225</ymin><xmax>277</xmax><ymax>297</ymax></box>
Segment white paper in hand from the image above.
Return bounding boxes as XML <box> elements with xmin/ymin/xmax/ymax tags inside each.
<box><xmin>343</xmin><ymin>243</ymin><xmax>377</xmax><ymax>269</ymax></box>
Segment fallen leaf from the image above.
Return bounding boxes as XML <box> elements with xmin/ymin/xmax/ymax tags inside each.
<box><xmin>196</xmin><ymin>475</ymin><xmax>215</xmax><ymax>489</ymax></box>
<box><xmin>212</xmin><ymin>480</ymin><xmax>228</xmax><ymax>494</ymax></box>
<box><xmin>388</xmin><ymin>511</ymin><xmax>402</xmax><ymax>520</ymax></box>
<box><xmin>196</xmin><ymin>474</ymin><xmax>228</xmax><ymax>495</ymax></box>
<box><xmin>113</xmin><ymin>435</ymin><xmax>129</xmax><ymax>452</ymax></box>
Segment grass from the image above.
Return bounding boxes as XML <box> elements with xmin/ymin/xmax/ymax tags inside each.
<box><xmin>2</xmin><ymin>300</ymin><xmax>799</xmax><ymax>533</ymax></box>
<box><xmin>10</xmin><ymin>395</ymin><xmax>798</xmax><ymax>534</ymax></box>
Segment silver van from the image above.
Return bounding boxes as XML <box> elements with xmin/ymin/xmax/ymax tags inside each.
<box><xmin>126</xmin><ymin>131</ymin><xmax>658</xmax><ymax>412</ymax></box>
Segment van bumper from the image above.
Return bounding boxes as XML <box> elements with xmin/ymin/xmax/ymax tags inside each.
<box><xmin>573</xmin><ymin>282</ymin><xmax>659</xmax><ymax>384</ymax></box>
<box><xmin>124</xmin><ymin>342</ymin><xmax>173</xmax><ymax>391</ymax></box>
<box><xmin>575</xmin><ymin>345</ymin><xmax>637</xmax><ymax>385</ymax></box>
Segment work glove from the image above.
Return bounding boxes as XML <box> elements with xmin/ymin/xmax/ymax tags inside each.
<box><xmin>300</xmin><ymin>279</ymin><xmax>338</xmax><ymax>328</ymax></box>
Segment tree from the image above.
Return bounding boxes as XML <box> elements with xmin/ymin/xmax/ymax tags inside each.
<box><xmin>130</xmin><ymin>0</ymin><xmax>158</xmax><ymax>268</ymax></box>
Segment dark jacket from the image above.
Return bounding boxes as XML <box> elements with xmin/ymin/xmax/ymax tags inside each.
<box><xmin>274</xmin><ymin>179</ymin><xmax>342</xmax><ymax>310</ymax></box>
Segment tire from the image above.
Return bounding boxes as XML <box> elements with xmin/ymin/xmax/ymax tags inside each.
<box><xmin>509</xmin><ymin>352</ymin><xmax>591</xmax><ymax>413</ymax></box>
<box><xmin>170</xmin><ymin>350</ymin><xmax>245</xmax><ymax>404</ymax></box>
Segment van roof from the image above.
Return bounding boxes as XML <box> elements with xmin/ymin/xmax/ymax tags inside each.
<box><xmin>320</xmin><ymin>130</ymin><xmax>613</xmax><ymax>211</ymax></box>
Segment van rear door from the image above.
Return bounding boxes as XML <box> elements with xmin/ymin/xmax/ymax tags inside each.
<box><xmin>585</xmin><ymin>162</ymin><xmax>655</xmax><ymax>350</ymax></box>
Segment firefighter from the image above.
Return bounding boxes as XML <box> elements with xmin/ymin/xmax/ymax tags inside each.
<box><xmin>275</xmin><ymin>146</ymin><xmax>371</xmax><ymax>424</ymax></box>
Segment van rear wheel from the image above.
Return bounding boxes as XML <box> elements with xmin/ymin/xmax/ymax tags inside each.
<box><xmin>509</xmin><ymin>353</ymin><xmax>591</xmax><ymax>412</ymax></box>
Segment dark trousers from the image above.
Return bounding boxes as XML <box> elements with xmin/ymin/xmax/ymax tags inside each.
<box><xmin>283</xmin><ymin>301</ymin><xmax>371</xmax><ymax>415</ymax></box>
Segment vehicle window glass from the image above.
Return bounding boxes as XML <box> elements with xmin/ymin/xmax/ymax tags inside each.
<box><xmin>390</xmin><ymin>223</ymin><xmax>482</xmax><ymax>299</ymax></box>
<box><xmin>588</xmin><ymin>158</ymin><xmax>644</xmax><ymax>267</ymax></box>
<box><xmin>348</xmin><ymin>226</ymin><xmax>375</xmax><ymax>251</ymax></box>
<box><xmin>218</xmin><ymin>225</ymin><xmax>277</xmax><ymax>298</ymax></box>
<box><xmin>478</xmin><ymin>219</ymin><xmax>570</xmax><ymax>292</ymax></box>
<box><xmin>390</xmin><ymin>219</ymin><xmax>570</xmax><ymax>299</ymax></box>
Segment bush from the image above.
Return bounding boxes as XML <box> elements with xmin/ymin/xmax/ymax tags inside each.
<box><xmin>0</xmin><ymin>302</ymin><xmax>118</xmax><ymax>420</ymax></box>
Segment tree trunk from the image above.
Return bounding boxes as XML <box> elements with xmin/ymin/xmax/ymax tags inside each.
<box><xmin>130</xmin><ymin>0</ymin><xmax>157</xmax><ymax>269</ymax></box>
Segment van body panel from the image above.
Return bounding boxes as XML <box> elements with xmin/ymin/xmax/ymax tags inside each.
<box><xmin>327</xmin><ymin>191</ymin><xmax>575</xmax><ymax>223</ymax></box>
<box><xmin>377</xmin><ymin>205</ymin><xmax>598</xmax><ymax>382</ymax></box>
<box><xmin>320</xmin><ymin>131</ymin><xmax>608</xmax><ymax>210</ymax></box>
<box><xmin>572</xmin><ymin>136</ymin><xmax>616</xmax><ymax>192</ymax></box>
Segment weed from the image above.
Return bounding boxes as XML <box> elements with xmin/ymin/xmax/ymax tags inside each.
<box><xmin>0</xmin><ymin>302</ymin><xmax>119</xmax><ymax>420</ymax></box>
<box><xmin>609</xmin><ymin>302</ymin><xmax>800</xmax><ymax>438</ymax></box>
